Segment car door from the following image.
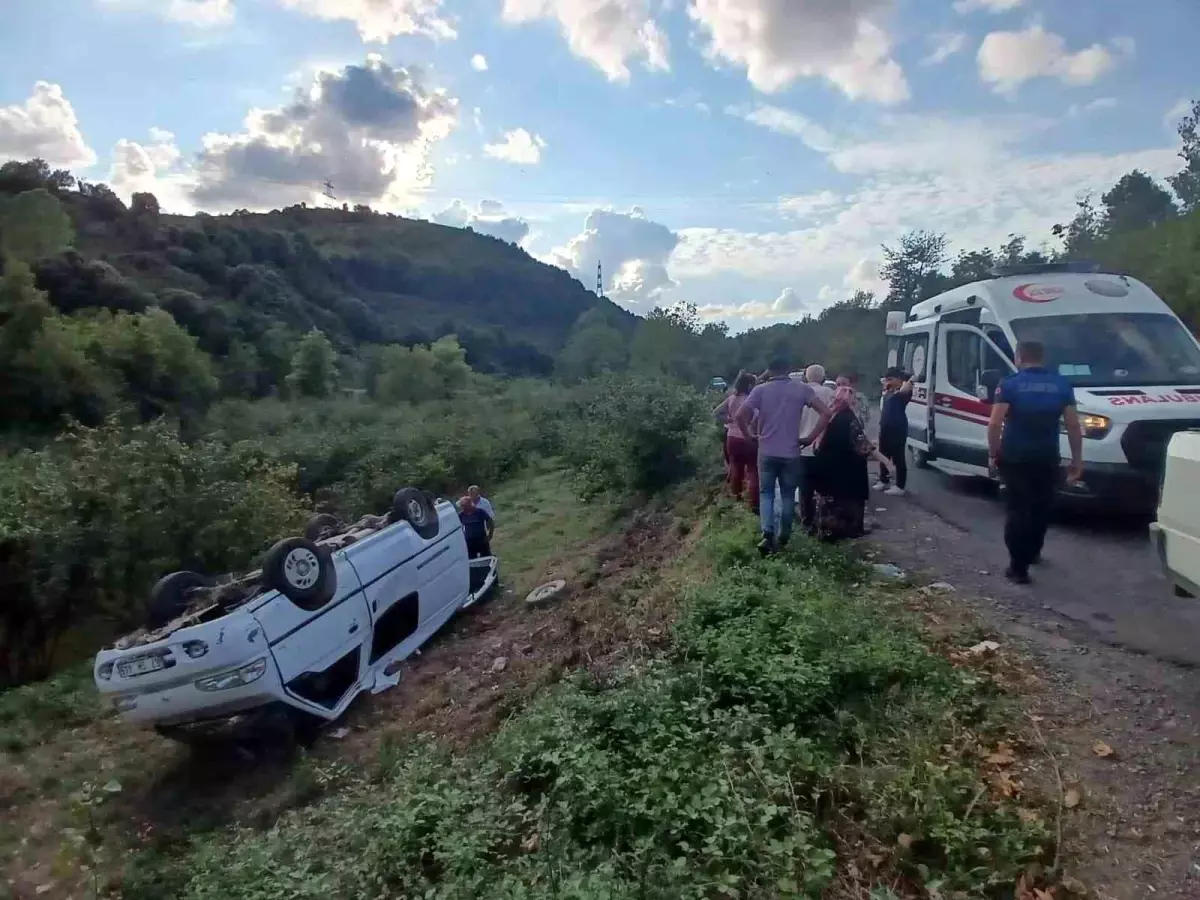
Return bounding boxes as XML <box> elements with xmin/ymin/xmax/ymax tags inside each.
<box><xmin>899</xmin><ymin>329</ymin><xmax>933</xmax><ymax>449</ymax></box>
<box><xmin>932</xmin><ymin>324</ymin><xmax>1016</xmax><ymax>471</ymax></box>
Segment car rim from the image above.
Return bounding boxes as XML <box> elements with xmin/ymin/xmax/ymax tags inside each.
<box><xmin>407</xmin><ymin>499</ymin><xmax>425</xmax><ymax>524</ymax></box>
<box><xmin>283</xmin><ymin>548</ymin><xmax>321</xmax><ymax>590</ymax></box>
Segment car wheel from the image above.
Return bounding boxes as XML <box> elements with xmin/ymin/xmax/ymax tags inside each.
<box><xmin>391</xmin><ymin>487</ymin><xmax>440</xmax><ymax>540</ymax></box>
<box><xmin>146</xmin><ymin>571</ymin><xmax>209</xmax><ymax>630</ymax></box>
<box><xmin>910</xmin><ymin>446</ymin><xmax>930</xmax><ymax>470</ymax></box>
<box><xmin>263</xmin><ymin>537</ymin><xmax>337</xmax><ymax>610</ymax></box>
<box><xmin>304</xmin><ymin>513</ymin><xmax>343</xmax><ymax>543</ymax></box>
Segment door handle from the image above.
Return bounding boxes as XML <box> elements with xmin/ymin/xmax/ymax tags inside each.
<box><xmin>349</xmin><ymin>622</ymin><xmax>360</xmax><ymax>634</ymax></box>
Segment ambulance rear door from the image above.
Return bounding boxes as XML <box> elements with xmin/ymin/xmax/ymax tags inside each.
<box><xmin>931</xmin><ymin>323</ymin><xmax>1017</xmax><ymax>474</ymax></box>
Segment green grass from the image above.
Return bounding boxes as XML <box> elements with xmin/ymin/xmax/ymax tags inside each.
<box><xmin>120</xmin><ymin>500</ymin><xmax>1049</xmax><ymax>900</ymax></box>
<box><xmin>0</xmin><ymin>664</ymin><xmax>105</xmax><ymax>754</ymax></box>
<box><xmin>487</xmin><ymin>467</ymin><xmax>621</xmax><ymax>593</ymax></box>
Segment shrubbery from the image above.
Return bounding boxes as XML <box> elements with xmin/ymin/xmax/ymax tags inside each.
<box><xmin>0</xmin><ymin>420</ymin><xmax>306</xmax><ymax>685</ymax></box>
<box><xmin>0</xmin><ymin>374</ymin><xmax>706</xmax><ymax>685</ymax></box>
<box><xmin>127</xmin><ymin>506</ymin><xmax>1046</xmax><ymax>900</ymax></box>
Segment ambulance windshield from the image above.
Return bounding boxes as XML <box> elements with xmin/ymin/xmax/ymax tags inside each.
<box><xmin>1009</xmin><ymin>313</ymin><xmax>1200</xmax><ymax>387</ymax></box>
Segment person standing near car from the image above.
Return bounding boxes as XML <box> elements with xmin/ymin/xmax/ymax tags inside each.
<box><xmin>735</xmin><ymin>357</ymin><xmax>832</xmax><ymax>556</ymax></box>
<box><xmin>457</xmin><ymin>495</ymin><xmax>494</xmax><ymax>559</ymax></box>
<box><xmin>468</xmin><ymin>484</ymin><xmax>494</xmax><ymax>521</ymax></box>
<box><xmin>797</xmin><ymin>364</ymin><xmax>834</xmax><ymax>533</ymax></box>
<box><xmin>987</xmin><ymin>340</ymin><xmax>1083</xmax><ymax>585</ymax></box>
<box><xmin>875</xmin><ymin>367</ymin><xmax>913</xmax><ymax>496</ymax></box>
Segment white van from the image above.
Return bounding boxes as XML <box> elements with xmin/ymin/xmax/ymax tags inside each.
<box><xmin>885</xmin><ymin>262</ymin><xmax>1200</xmax><ymax>512</ymax></box>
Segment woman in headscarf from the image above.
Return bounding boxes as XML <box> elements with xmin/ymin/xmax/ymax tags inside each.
<box><xmin>809</xmin><ymin>385</ymin><xmax>895</xmax><ymax>541</ymax></box>
<box><xmin>713</xmin><ymin>371</ymin><xmax>760</xmax><ymax>513</ymax></box>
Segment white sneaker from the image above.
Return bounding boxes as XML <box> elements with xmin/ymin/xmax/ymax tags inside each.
<box><xmin>884</xmin><ymin>487</ymin><xmax>907</xmax><ymax>497</ymax></box>
<box><xmin>872</xmin><ymin>482</ymin><xmax>888</xmax><ymax>492</ymax></box>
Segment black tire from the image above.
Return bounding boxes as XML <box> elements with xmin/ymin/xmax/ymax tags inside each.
<box><xmin>304</xmin><ymin>513</ymin><xmax>343</xmax><ymax>543</ymax></box>
<box><xmin>1174</xmin><ymin>585</ymin><xmax>1195</xmax><ymax>599</ymax></box>
<box><xmin>147</xmin><ymin>571</ymin><xmax>209</xmax><ymax>630</ymax></box>
<box><xmin>263</xmin><ymin>537</ymin><xmax>337</xmax><ymax>610</ymax></box>
<box><xmin>391</xmin><ymin>487</ymin><xmax>440</xmax><ymax>540</ymax></box>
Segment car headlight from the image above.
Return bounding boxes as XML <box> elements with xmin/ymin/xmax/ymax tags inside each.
<box><xmin>1063</xmin><ymin>413</ymin><xmax>1111</xmax><ymax>439</ymax></box>
<box><xmin>182</xmin><ymin>640</ymin><xmax>209</xmax><ymax>659</ymax></box>
<box><xmin>97</xmin><ymin>661</ymin><xmax>114</xmax><ymax>681</ymax></box>
<box><xmin>195</xmin><ymin>657</ymin><xmax>268</xmax><ymax>692</ymax></box>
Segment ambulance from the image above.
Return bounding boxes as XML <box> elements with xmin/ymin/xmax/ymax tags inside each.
<box><xmin>884</xmin><ymin>262</ymin><xmax>1200</xmax><ymax>512</ymax></box>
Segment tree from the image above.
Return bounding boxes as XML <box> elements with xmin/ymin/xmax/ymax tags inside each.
<box><xmin>0</xmin><ymin>189</ymin><xmax>73</xmax><ymax>263</ymax></box>
<box><xmin>1101</xmin><ymin>170</ymin><xmax>1178</xmax><ymax>236</ymax></box>
<box><xmin>880</xmin><ymin>231</ymin><xmax>949</xmax><ymax>309</ymax></box>
<box><xmin>285</xmin><ymin>328</ymin><xmax>337</xmax><ymax>398</ymax></box>
<box><xmin>1168</xmin><ymin>99</ymin><xmax>1200</xmax><ymax>213</ymax></box>
<box><xmin>375</xmin><ymin>344</ymin><xmax>441</xmax><ymax>403</ymax></box>
<box><xmin>557</xmin><ymin>320</ymin><xmax>628</xmax><ymax>380</ymax></box>
<box><xmin>427</xmin><ymin>335</ymin><xmax>471</xmax><ymax>392</ymax></box>
<box><xmin>1052</xmin><ymin>195</ymin><xmax>1104</xmax><ymax>260</ymax></box>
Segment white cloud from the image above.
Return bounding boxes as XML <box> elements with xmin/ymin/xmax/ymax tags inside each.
<box><xmin>0</xmin><ymin>81</ymin><xmax>96</xmax><ymax>168</ymax></box>
<box><xmin>276</xmin><ymin>0</ymin><xmax>455</xmax><ymax>42</ymax></box>
<box><xmin>688</xmin><ymin>0</ymin><xmax>908</xmax><ymax>103</ymax></box>
<box><xmin>432</xmin><ymin>198</ymin><xmax>529</xmax><ymax>243</ymax></box>
<box><xmin>953</xmin><ymin>0</ymin><xmax>1022</xmax><ymax>13</ymax></box>
<box><xmin>977</xmin><ymin>26</ymin><xmax>1126</xmax><ymax>93</ymax></box>
<box><xmin>1067</xmin><ymin>97</ymin><xmax>1117</xmax><ymax>117</ymax></box>
<box><xmin>471</xmin><ymin>53</ymin><xmax>489</xmax><ymax>71</ymax></box>
<box><xmin>698</xmin><ymin>286</ymin><xmax>813</xmax><ymax>323</ymax></box>
<box><xmin>483</xmin><ymin>128</ymin><xmax>546</xmax><ymax>164</ymax></box>
<box><xmin>735</xmin><ymin>104</ymin><xmax>1038</xmax><ymax>176</ymax></box>
<box><xmin>501</xmin><ymin>0</ymin><xmax>668</xmax><ymax>82</ymax></box>
<box><xmin>672</xmin><ymin>143</ymin><xmax>1181</xmax><ymax>289</ymax></box>
<box><xmin>922</xmin><ymin>32</ymin><xmax>967</xmax><ymax>66</ymax></box>
<box><xmin>100</xmin><ymin>0</ymin><xmax>234</xmax><ymax>26</ymax></box>
<box><xmin>778</xmin><ymin>190</ymin><xmax>841</xmax><ymax>219</ymax></box>
<box><xmin>190</xmin><ymin>57</ymin><xmax>457</xmax><ymax>211</ymax></box>
<box><xmin>549</xmin><ymin>207</ymin><xmax>679</xmax><ymax>310</ymax></box>
<box><xmin>1164</xmin><ymin>98</ymin><xmax>1193</xmax><ymax>130</ymax></box>
<box><xmin>108</xmin><ymin>128</ymin><xmax>198</xmax><ymax>213</ymax></box>
<box><xmin>166</xmin><ymin>0</ymin><xmax>234</xmax><ymax>25</ymax></box>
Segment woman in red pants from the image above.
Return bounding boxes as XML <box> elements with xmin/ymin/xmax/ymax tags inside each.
<box><xmin>714</xmin><ymin>372</ymin><xmax>759</xmax><ymax>512</ymax></box>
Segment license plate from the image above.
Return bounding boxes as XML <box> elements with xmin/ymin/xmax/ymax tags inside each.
<box><xmin>118</xmin><ymin>655</ymin><xmax>165</xmax><ymax>678</ymax></box>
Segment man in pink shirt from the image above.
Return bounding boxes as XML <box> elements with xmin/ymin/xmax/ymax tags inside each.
<box><xmin>736</xmin><ymin>357</ymin><xmax>833</xmax><ymax>555</ymax></box>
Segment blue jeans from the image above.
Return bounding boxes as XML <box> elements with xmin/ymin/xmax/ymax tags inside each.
<box><xmin>759</xmin><ymin>455</ymin><xmax>800</xmax><ymax>538</ymax></box>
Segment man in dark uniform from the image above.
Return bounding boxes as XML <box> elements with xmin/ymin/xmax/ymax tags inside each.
<box><xmin>987</xmin><ymin>340</ymin><xmax>1084</xmax><ymax>585</ymax></box>
<box><xmin>457</xmin><ymin>494</ymin><xmax>494</xmax><ymax>559</ymax></box>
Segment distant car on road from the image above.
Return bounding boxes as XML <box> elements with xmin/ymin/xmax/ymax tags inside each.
<box><xmin>1150</xmin><ymin>430</ymin><xmax>1200</xmax><ymax>598</ymax></box>
<box><xmin>709</xmin><ymin>377</ymin><xmax>728</xmax><ymax>392</ymax></box>
<box><xmin>93</xmin><ymin>487</ymin><xmax>498</xmax><ymax>744</ymax></box>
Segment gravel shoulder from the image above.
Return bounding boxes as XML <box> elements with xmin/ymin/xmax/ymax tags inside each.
<box><xmin>865</xmin><ymin>476</ymin><xmax>1200</xmax><ymax>899</ymax></box>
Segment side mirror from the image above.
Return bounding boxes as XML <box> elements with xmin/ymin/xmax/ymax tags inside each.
<box><xmin>980</xmin><ymin>369</ymin><xmax>1002</xmax><ymax>403</ymax></box>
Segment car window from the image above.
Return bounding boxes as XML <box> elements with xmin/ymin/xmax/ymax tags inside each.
<box><xmin>903</xmin><ymin>334</ymin><xmax>929</xmax><ymax>383</ymax></box>
<box><xmin>945</xmin><ymin>330</ymin><xmax>982</xmax><ymax>396</ymax></box>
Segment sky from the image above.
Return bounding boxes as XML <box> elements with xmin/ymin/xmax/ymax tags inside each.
<box><xmin>0</xmin><ymin>0</ymin><xmax>1195</xmax><ymax>332</ymax></box>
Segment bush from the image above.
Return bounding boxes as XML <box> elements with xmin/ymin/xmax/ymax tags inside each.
<box><xmin>0</xmin><ymin>419</ymin><xmax>306</xmax><ymax>685</ymax></box>
<box><xmin>557</xmin><ymin>374</ymin><xmax>707</xmax><ymax>498</ymax></box>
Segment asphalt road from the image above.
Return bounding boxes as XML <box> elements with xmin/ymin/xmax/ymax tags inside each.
<box><xmin>896</xmin><ymin>460</ymin><xmax>1200</xmax><ymax>667</ymax></box>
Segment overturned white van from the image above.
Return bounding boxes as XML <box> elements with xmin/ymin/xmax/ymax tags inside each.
<box><xmin>885</xmin><ymin>262</ymin><xmax>1200</xmax><ymax>512</ymax></box>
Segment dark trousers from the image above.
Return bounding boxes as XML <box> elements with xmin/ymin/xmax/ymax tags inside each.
<box><xmin>725</xmin><ymin>434</ymin><xmax>759</xmax><ymax>511</ymax></box>
<box><xmin>466</xmin><ymin>534</ymin><xmax>492</xmax><ymax>559</ymax></box>
<box><xmin>1000</xmin><ymin>460</ymin><xmax>1059</xmax><ymax>574</ymax></box>
<box><xmin>878</xmin><ymin>430</ymin><xmax>907</xmax><ymax>490</ymax></box>
<box><xmin>796</xmin><ymin>455</ymin><xmax>818</xmax><ymax>530</ymax></box>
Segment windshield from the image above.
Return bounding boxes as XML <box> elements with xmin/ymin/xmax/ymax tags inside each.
<box><xmin>1009</xmin><ymin>313</ymin><xmax>1200</xmax><ymax>387</ymax></box>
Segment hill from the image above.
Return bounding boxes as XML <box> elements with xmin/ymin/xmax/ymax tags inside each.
<box><xmin>1</xmin><ymin>157</ymin><xmax>633</xmax><ymax>386</ymax></box>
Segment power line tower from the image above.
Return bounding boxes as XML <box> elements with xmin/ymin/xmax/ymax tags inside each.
<box><xmin>596</xmin><ymin>261</ymin><xmax>605</xmax><ymax>299</ymax></box>
<box><xmin>322</xmin><ymin>180</ymin><xmax>336</xmax><ymax>201</ymax></box>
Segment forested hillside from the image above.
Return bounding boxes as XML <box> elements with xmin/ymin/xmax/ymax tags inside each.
<box><xmin>0</xmin><ymin>158</ymin><xmax>633</xmax><ymax>437</ymax></box>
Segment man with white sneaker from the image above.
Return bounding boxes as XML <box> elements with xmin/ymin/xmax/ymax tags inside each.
<box><xmin>874</xmin><ymin>366</ymin><xmax>913</xmax><ymax>497</ymax></box>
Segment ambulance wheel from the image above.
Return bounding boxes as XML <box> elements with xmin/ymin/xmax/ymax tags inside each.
<box><xmin>264</xmin><ymin>537</ymin><xmax>337</xmax><ymax>611</ymax></box>
<box><xmin>147</xmin><ymin>571</ymin><xmax>209</xmax><ymax>630</ymax></box>
<box><xmin>910</xmin><ymin>446</ymin><xmax>930</xmax><ymax>470</ymax></box>
<box><xmin>391</xmin><ymin>487</ymin><xmax>440</xmax><ymax>540</ymax></box>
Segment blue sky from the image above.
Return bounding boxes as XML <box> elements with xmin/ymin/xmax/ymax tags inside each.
<box><xmin>1</xmin><ymin>0</ymin><xmax>1195</xmax><ymax>331</ymax></box>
